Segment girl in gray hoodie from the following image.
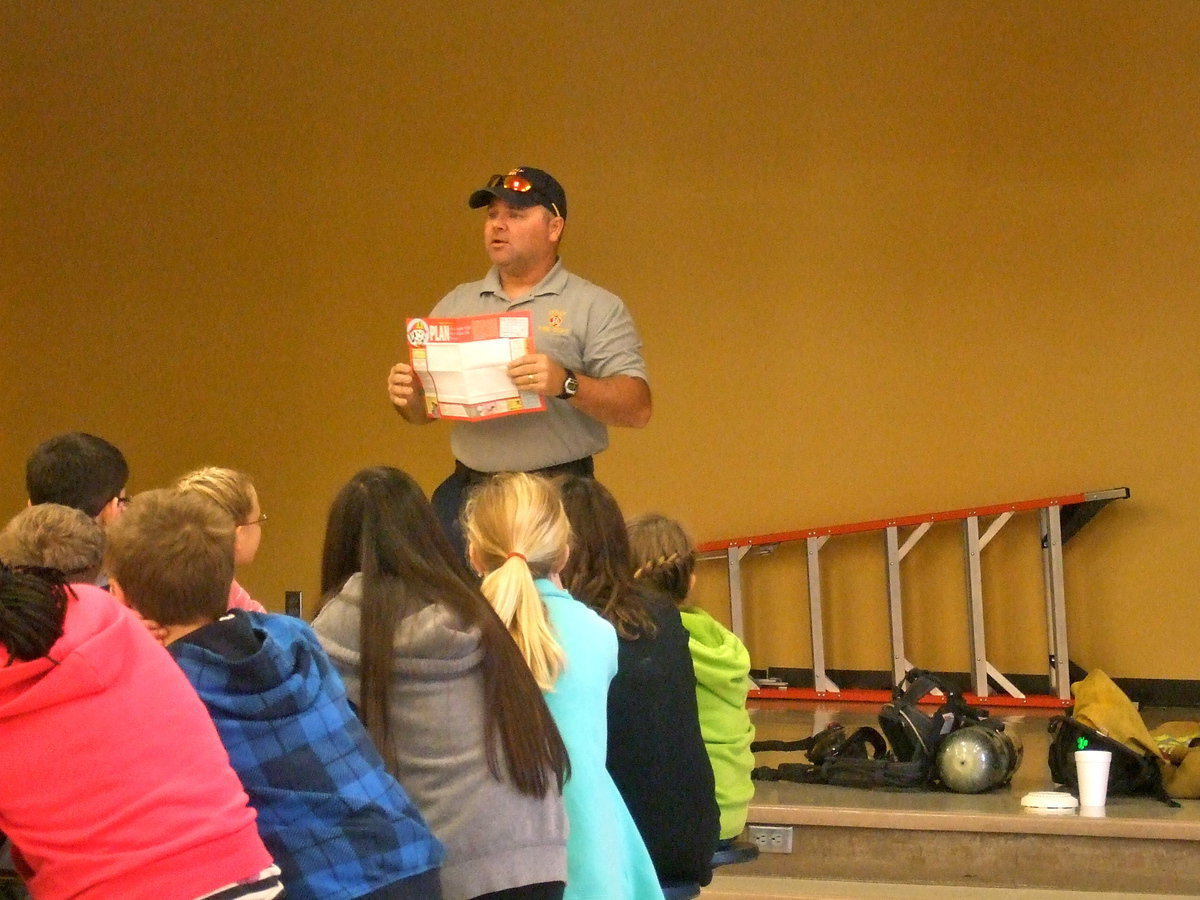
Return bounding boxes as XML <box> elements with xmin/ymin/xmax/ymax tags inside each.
<box><xmin>313</xmin><ymin>467</ymin><xmax>569</xmax><ymax>900</ymax></box>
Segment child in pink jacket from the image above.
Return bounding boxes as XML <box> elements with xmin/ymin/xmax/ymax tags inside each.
<box><xmin>0</xmin><ymin>566</ymin><xmax>283</xmax><ymax>900</ymax></box>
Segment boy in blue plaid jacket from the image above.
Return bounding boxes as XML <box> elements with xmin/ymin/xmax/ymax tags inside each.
<box><xmin>106</xmin><ymin>489</ymin><xmax>444</xmax><ymax>900</ymax></box>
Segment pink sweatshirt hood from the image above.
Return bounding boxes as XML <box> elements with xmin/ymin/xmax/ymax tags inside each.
<box><xmin>0</xmin><ymin>583</ymin><xmax>136</xmax><ymax>720</ymax></box>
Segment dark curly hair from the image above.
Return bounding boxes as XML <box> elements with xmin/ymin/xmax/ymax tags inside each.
<box><xmin>0</xmin><ymin>564</ymin><xmax>71</xmax><ymax>665</ymax></box>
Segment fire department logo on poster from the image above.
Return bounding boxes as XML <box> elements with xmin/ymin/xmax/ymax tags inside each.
<box><xmin>406</xmin><ymin>319</ymin><xmax>428</xmax><ymax>346</ymax></box>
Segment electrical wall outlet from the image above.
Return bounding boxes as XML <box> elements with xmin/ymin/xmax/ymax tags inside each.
<box><xmin>746</xmin><ymin>824</ymin><xmax>793</xmax><ymax>854</ymax></box>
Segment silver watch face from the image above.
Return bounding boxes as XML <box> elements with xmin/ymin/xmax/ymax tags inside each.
<box><xmin>564</xmin><ymin>375</ymin><xmax>578</xmax><ymax>395</ymax></box>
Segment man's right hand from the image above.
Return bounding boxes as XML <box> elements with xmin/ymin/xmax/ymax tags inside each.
<box><xmin>388</xmin><ymin>362</ymin><xmax>429</xmax><ymax>423</ymax></box>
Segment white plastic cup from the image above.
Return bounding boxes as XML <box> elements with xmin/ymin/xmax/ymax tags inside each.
<box><xmin>1075</xmin><ymin>749</ymin><xmax>1113</xmax><ymax>809</ymax></box>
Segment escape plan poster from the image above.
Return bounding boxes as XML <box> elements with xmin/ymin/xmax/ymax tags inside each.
<box><xmin>406</xmin><ymin>312</ymin><xmax>545</xmax><ymax>421</ymax></box>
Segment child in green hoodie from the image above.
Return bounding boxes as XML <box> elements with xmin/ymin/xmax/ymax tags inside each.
<box><xmin>627</xmin><ymin>514</ymin><xmax>756</xmax><ymax>842</ymax></box>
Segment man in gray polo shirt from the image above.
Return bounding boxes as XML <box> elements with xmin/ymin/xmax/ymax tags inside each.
<box><xmin>387</xmin><ymin>166</ymin><xmax>651</xmax><ymax>555</ymax></box>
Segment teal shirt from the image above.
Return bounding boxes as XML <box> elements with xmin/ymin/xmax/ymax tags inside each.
<box><xmin>536</xmin><ymin>580</ymin><xmax>664</xmax><ymax>900</ymax></box>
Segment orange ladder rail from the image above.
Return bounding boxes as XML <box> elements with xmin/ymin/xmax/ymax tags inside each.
<box><xmin>697</xmin><ymin>488</ymin><xmax>1129</xmax><ymax>703</ymax></box>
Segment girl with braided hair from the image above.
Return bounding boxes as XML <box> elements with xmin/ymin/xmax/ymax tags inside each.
<box><xmin>626</xmin><ymin>513</ymin><xmax>756</xmax><ymax>845</ymax></box>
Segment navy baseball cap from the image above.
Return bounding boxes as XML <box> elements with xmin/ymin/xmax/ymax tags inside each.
<box><xmin>468</xmin><ymin>167</ymin><xmax>567</xmax><ymax>219</ymax></box>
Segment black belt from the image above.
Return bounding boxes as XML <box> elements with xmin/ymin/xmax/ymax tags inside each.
<box><xmin>454</xmin><ymin>456</ymin><xmax>594</xmax><ymax>486</ymax></box>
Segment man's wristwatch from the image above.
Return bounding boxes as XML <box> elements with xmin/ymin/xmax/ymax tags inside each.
<box><xmin>557</xmin><ymin>369</ymin><xmax>579</xmax><ymax>400</ymax></box>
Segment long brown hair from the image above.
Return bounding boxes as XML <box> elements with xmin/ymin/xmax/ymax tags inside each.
<box><xmin>557</xmin><ymin>475</ymin><xmax>657</xmax><ymax>640</ymax></box>
<box><xmin>319</xmin><ymin>466</ymin><xmax>568</xmax><ymax>797</ymax></box>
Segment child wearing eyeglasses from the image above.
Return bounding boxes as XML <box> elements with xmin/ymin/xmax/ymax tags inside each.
<box><xmin>175</xmin><ymin>467</ymin><xmax>267</xmax><ymax>612</ymax></box>
<box><xmin>24</xmin><ymin>432</ymin><xmax>129</xmax><ymax>528</ymax></box>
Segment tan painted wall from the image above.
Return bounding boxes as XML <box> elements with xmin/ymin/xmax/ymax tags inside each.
<box><xmin>3</xmin><ymin>2</ymin><xmax>1197</xmax><ymax>679</ymax></box>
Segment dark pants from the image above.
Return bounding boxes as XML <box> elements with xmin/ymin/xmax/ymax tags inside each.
<box><xmin>471</xmin><ymin>882</ymin><xmax>565</xmax><ymax>900</ymax></box>
<box><xmin>431</xmin><ymin>457</ymin><xmax>595</xmax><ymax>564</ymax></box>
<box><xmin>364</xmin><ymin>868</ymin><xmax>443</xmax><ymax>900</ymax></box>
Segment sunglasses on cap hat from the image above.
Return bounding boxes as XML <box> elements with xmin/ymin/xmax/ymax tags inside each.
<box><xmin>470</xmin><ymin>167</ymin><xmax>567</xmax><ymax>218</ymax></box>
<box><xmin>487</xmin><ymin>171</ymin><xmax>537</xmax><ymax>194</ymax></box>
<box><xmin>486</xmin><ymin>171</ymin><xmax>562</xmax><ymax>219</ymax></box>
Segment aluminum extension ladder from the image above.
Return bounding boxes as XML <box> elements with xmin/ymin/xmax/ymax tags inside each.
<box><xmin>696</xmin><ymin>488</ymin><xmax>1129</xmax><ymax>702</ymax></box>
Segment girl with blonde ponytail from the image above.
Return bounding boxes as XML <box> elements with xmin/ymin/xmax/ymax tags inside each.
<box><xmin>464</xmin><ymin>473</ymin><xmax>665</xmax><ymax>900</ymax></box>
<box><xmin>464</xmin><ymin>472</ymin><xmax>568</xmax><ymax>691</ymax></box>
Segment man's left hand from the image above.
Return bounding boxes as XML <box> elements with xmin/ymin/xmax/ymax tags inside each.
<box><xmin>508</xmin><ymin>353</ymin><xmax>567</xmax><ymax>397</ymax></box>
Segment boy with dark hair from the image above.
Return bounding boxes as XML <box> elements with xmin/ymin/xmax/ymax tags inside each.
<box><xmin>24</xmin><ymin>433</ymin><xmax>129</xmax><ymax>524</ymax></box>
<box><xmin>106</xmin><ymin>489</ymin><xmax>444</xmax><ymax>900</ymax></box>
